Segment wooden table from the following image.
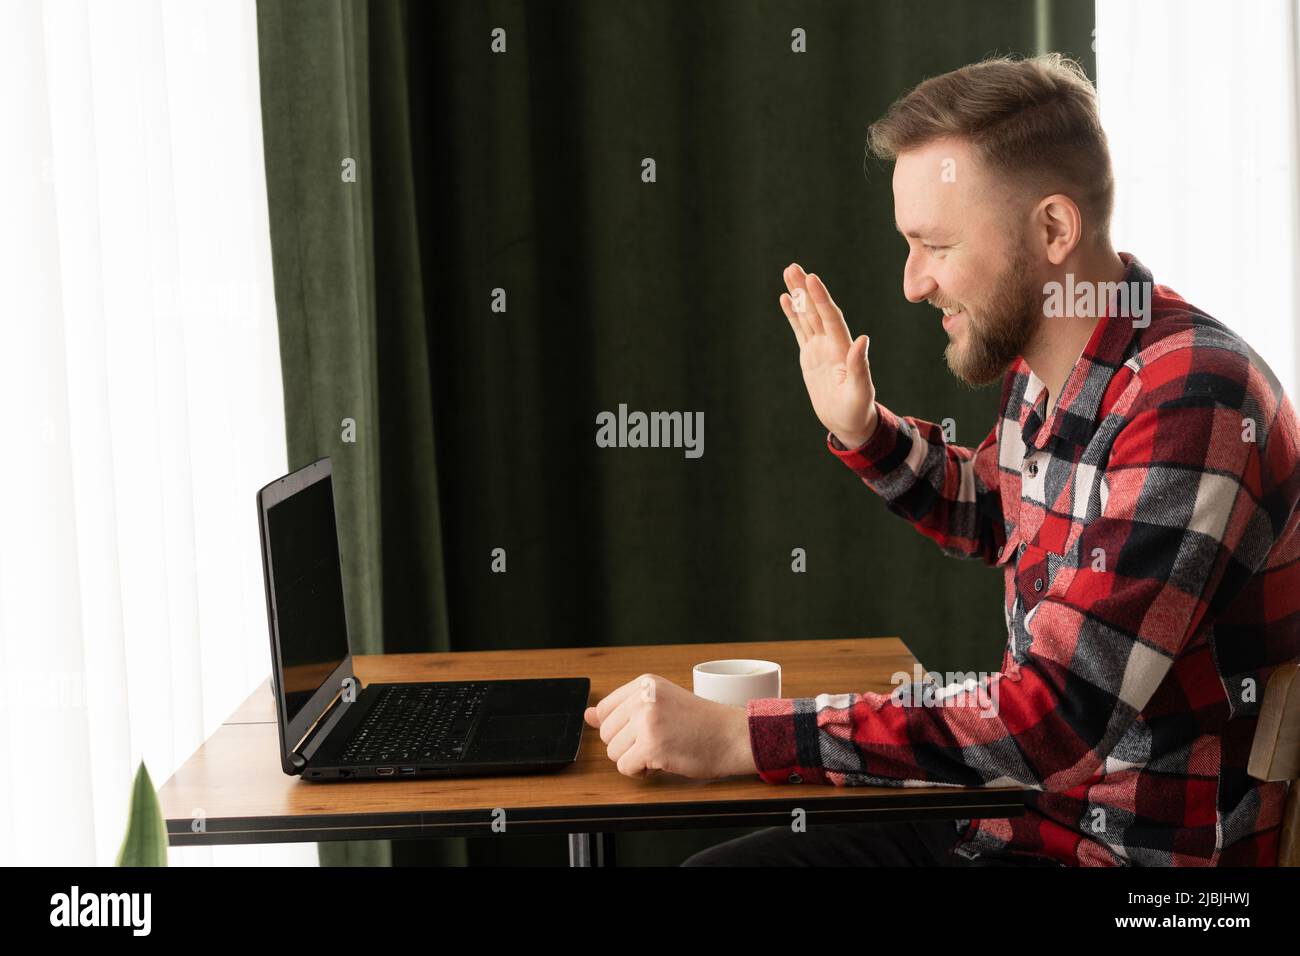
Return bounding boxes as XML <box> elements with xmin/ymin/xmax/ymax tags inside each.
<box><xmin>159</xmin><ymin>638</ymin><xmax>1026</xmax><ymax>864</ymax></box>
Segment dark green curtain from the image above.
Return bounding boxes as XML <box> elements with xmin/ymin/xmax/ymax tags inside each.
<box><xmin>256</xmin><ymin>0</ymin><xmax>1095</xmax><ymax>867</ymax></box>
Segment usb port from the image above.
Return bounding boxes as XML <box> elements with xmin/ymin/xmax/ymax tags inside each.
<box><xmin>399</xmin><ymin>767</ymin><xmax>416</xmax><ymax>775</ymax></box>
<box><xmin>376</xmin><ymin>767</ymin><xmax>395</xmax><ymax>776</ymax></box>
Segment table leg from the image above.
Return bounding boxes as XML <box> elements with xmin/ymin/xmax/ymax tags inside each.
<box><xmin>567</xmin><ymin>832</ymin><xmax>616</xmax><ymax>867</ymax></box>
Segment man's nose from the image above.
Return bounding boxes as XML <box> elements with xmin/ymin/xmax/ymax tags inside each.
<box><xmin>902</xmin><ymin>250</ymin><xmax>937</xmax><ymax>303</ymax></box>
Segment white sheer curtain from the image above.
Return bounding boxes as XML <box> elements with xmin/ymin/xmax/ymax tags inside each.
<box><xmin>1096</xmin><ymin>0</ymin><xmax>1300</xmax><ymax>399</ymax></box>
<box><xmin>0</xmin><ymin>0</ymin><xmax>314</xmax><ymax>866</ymax></box>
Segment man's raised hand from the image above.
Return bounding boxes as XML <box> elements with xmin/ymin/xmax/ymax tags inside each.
<box><xmin>780</xmin><ymin>263</ymin><xmax>878</xmax><ymax>449</ymax></box>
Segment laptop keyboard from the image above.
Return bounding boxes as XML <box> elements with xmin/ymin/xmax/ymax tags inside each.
<box><xmin>340</xmin><ymin>683</ymin><xmax>489</xmax><ymax>765</ymax></box>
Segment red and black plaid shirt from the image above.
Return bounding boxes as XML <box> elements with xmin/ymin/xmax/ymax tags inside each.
<box><xmin>748</xmin><ymin>252</ymin><xmax>1300</xmax><ymax>866</ymax></box>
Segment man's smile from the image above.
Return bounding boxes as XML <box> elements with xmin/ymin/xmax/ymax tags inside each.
<box><xmin>929</xmin><ymin>298</ymin><xmax>967</xmax><ymax>334</ymax></box>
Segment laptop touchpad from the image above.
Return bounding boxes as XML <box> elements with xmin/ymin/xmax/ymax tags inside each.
<box><xmin>479</xmin><ymin>714</ymin><xmax>567</xmax><ymax>741</ymax></box>
<box><xmin>470</xmin><ymin>714</ymin><xmax>571</xmax><ymax>761</ymax></box>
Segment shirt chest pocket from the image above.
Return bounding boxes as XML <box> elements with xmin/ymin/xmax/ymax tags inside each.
<box><xmin>1014</xmin><ymin>542</ymin><xmax>1054</xmax><ymax>612</ymax></box>
<box><xmin>998</xmin><ymin>530</ymin><xmax>1074</xmax><ymax>641</ymax></box>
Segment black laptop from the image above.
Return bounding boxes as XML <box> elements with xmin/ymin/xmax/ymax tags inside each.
<box><xmin>257</xmin><ymin>457</ymin><xmax>589</xmax><ymax>781</ymax></box>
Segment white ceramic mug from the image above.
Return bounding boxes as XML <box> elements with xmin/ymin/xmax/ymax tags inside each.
<box><xmin>692</xmin><ymin>659</ymin><xmax>781</xmax><ymax>707</ymax></box>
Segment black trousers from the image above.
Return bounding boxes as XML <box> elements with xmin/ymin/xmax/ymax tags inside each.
<box><xmin>681</xmin><ymin>818</ymin><xmax>1061</xmax><ymax>866</ymax></box>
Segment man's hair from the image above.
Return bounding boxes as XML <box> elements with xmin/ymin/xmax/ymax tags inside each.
<box><xmin>867</xmin><ymin>53</ymin><xmax>1114</xmax><ymax>241</ymax></box>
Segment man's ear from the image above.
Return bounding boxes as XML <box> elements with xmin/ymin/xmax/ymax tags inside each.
<box><xmin>1036</xmin><ymin>193</ymin><xmax>1082</xmax><ymax>265</ymax></box>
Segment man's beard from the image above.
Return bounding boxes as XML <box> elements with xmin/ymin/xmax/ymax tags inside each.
<box><xmin>943</xmin><ymin>246</ymin><xmax>1041</xmax><ymax>387</ymax></box>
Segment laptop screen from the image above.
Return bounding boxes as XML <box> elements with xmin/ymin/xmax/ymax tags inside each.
<box><xmin>266</xmin><ymin>473</ymin><xmax>350</xmax><ymax>725</ymax></box>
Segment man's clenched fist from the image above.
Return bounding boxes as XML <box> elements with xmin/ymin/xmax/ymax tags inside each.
<box><xmin>583</xmin><ymin>674</ymin><xmax>758</xmax><ymax>780</ymax></box>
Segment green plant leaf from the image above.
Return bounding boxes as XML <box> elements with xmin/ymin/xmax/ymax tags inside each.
<box><xmin>116</xmin><ymin>761</ymin><xmax>168</xmax><ymax>867</ymax></box>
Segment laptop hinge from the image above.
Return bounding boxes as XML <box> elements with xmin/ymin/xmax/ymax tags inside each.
<box><xmin>292</xmin><ymin>687</ymin><xmax>349</xmax><ymax>764</ymax></box>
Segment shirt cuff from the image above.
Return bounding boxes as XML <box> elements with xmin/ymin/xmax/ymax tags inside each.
<box><xmin>746</xmin><ymin>696</ymin><xmax>829</xmax><ymax>785</ymax></box>
<box><xmin>825</xmin><ymin>402</ymin><xmax>910</xmax><ymax>479</ymax></box>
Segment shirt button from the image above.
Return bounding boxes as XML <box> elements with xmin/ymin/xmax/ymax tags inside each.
<box><xmin>1018</xmin><ymin>541</ymin><xmax>1027</xmax><ymax>555</ymax></box>
<box><xmin>1027</xmin><ymin>461</ymin><xmax>1039</xmax><ymax>477</ymax></box>
<box><xmin>1033</xmin><ymin>577</ymin><xmax>1044</xmax><ymax>592</ymax></box>
<box><xmin>788</xmin><ymin>772</ymin><xmax>803</xmax><ymax>784</ymax></box>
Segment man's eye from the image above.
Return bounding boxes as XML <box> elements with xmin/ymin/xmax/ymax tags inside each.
<box><xmin>924</xmin><ymin>244</ymin><xmax>947</xmax><ymax>253</ymax></box>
